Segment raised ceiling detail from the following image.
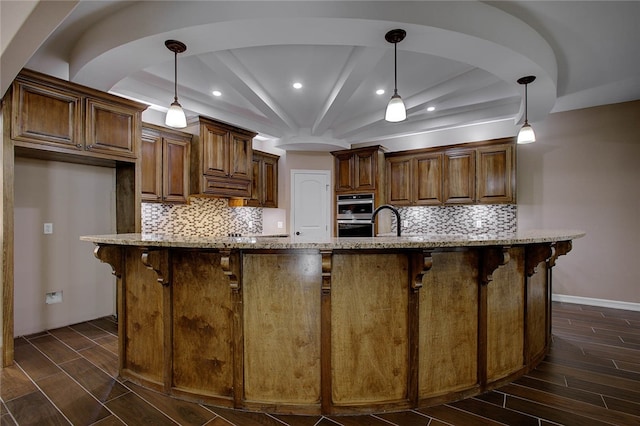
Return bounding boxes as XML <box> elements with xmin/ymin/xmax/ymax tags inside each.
<box><xmin>14</xmin><ymin>1</ymin><xmax>639</xmax><ymax>151</ymax></box>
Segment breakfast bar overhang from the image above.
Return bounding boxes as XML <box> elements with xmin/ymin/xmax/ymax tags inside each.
<box><xmin>82</xmin><ymin>230</ymin><xmax>584</xmax><ymax>415</ymax></box>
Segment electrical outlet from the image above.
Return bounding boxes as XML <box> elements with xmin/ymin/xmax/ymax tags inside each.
<box><xmin>403</xmin><ymin>220</ymin><xmax>408</xmax><ymax>228</ymax></box>
<box><xmin>475</xmin><ymin>219</ymin><xmax>482</xmax><ymax>228</ymax></box>
<box><xmin>45</xmin><ymin>291</ymin><xmax>63</xmax><ymax>304</ymax></box>
<box><xmin>277</xmin><ymin>221</ymin><xmax>284</xmax><ymax>229</ymax></box>
<box><xmin>44</xmin><ymin>223</ymin><xmax>53</xmax><ymax>234</ymax></box>
<box><xmin>248</xmin><ymin>221</ymin><xmax>253</xmax><ymax>229</ymax></box>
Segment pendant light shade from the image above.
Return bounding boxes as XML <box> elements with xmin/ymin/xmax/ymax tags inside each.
<box><xmin>517</xmin><ymin>75</ymin><xmax>536</xmax><ymax>144</ymax></box>
<box><xmin>384</xmin><ymin>29</ymin><xmax>407</xmax><ymax>123</ymax></box>
<box><xmin>385</xmin><ymin>92</ymin><xmax>406</xmax><ymax>122</ymax></box>
<box><xmin>165</xmin><ymin>40</ymin><xmax>187</xmax><ymax>128</ymax></box>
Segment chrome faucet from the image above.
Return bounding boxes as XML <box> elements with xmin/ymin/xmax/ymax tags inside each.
<box><xmin>371</xmin><ymin>204</ymin><xmax>402</xmax><ymax>236</ymax></box>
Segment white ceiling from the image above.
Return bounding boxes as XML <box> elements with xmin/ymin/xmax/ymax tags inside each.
<box><xmin>7</xmin><ymin>1</ymin><xmax>640</xmax><ymax>151</ymax></box>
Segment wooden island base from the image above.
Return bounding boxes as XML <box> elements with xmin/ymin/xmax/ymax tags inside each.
<box><xmin>88</xmin><ymin>235</ymin><xmax>577</xmax><ymax>415</ymax></box>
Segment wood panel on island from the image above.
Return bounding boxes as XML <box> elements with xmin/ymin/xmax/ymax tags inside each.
<box><xmin>87</xmin><ymin>231</ymin><xmax>582</xmax><ymax>416</ymax></box>
<box><xmin>141</xmin><ymin>124</ymin><xmax>192</xmax><ymax>204</ymax></box>
<box><xmin>385</xmin><ymin>138</ymin><xmax>515</xmax><ymax>206</ymax></box>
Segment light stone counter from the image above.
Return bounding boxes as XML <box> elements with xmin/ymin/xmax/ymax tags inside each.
<box><xmin>81</xmin><ymin>229</ymin><xmax>584</xmax><ymax>249</ymax></box>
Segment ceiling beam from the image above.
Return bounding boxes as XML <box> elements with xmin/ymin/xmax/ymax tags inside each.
<box><xmin>198</xmin><ymin>51</ymin><xmax>298</xmax><ymax>131</ymax></box>
<box><xmin>311</xmin><ymin>46</ymin><xmax>386</xmax><ymax>136</ymax></box>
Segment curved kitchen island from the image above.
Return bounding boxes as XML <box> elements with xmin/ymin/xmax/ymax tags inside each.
<box><xmin>82</xmin><ymin>230</ymin><xmax>583</xmax><ymax>415</ymax></box>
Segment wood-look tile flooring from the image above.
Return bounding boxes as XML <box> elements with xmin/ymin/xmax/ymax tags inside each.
<box><xmin>2</xmin><ymin>302</ymin><xmax>639</xmax><ymax>425</ymax></box>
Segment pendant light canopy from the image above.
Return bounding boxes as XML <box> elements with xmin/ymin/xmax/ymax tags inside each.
<box><xmin>165</xmin><ymin>40</ymin><xmax>187</xmax><ymax>128</ymax></box>
<box><xmin>384</xmin><ymin>29</ymin><xmax>407</xmax><ymax>123</ymax></box>
<box><xmin>517</xmin><ymin>75</ymin><xmax>536</xmax><ymax>144</ymax></box>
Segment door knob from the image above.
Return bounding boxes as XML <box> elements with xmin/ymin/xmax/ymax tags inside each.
<box><xmin>295</xmin><ymin>231</ymin><xmax>301</xmax><ymax>235</ymax></box>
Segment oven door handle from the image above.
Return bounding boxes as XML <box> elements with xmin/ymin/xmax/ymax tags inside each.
<box><xmin>337</xmin><ymin>199</ymin><xmax>374</xmax><ymax>205</ymax></box>
<box><xmin>337</xmin><ymin>220</ymin><xmax>373</xmax><ymax>225</ymax></box>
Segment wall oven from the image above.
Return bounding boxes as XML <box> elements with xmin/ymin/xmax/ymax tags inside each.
<box><xmin>336</xmin><ymin>193</ymin><xmax>374</xmax><ymax>237</ymax></box>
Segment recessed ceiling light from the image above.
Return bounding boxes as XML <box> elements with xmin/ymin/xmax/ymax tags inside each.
<box><xmin>212</xmin><ymin>90</ymin><xmax>222</xmax><ymax>97</ymax></box>
<box><xmin>292</xmin><ymin>82</ymin><xmax>303</xmax><ymax>89</ymax></box>
<box><xmin>427</xmin><ymin>106</ymin><xmax>436</xmax><ymax>112</ymax></box>
<box><xmin>376</xmin><ymin>89</ymin><xmax>385</xmax><ymax>95</ymax></box>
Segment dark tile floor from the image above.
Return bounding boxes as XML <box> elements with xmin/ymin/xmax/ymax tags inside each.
<box><xmin>2</xmin><ymin>302</ymin><xmax>640</xmax><ymax>425</ymax></box>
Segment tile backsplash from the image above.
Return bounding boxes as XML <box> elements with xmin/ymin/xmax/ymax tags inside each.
<box><xmin>393</xmin><ymin>204</ymin><xmax>517</xmax><ymax>235</ymax></box>
<box><xmin>142</xmin><ymin>198</ymin><xmax>262</xmax><ymax>236</ymax></box>
<box><xmin>142</xmin><ymin>199</ymin><xmax>515</xmax><ymax>237</ymax></box>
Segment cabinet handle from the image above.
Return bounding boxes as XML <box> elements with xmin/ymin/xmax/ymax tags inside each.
<box><xmin>76</xmin><ymin>144</ymin><xmax>83</xmax><ymax>148</ymax></box>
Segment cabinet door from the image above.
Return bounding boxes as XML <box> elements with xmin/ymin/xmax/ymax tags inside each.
<box><xmin>163</xmin><ymin>136</ymin><xmax>191</xmax><ymax>203</ymax></box>
<box><xmin>141</xmin><ymin>131</ymin><xmax>163</xmax><ymax>202</ymax></box>
<box><xmin>245</xmin><ymin>157</ymin><xmax>262</xmax><ymax>207</ymax></box>
<box><xmin>386</xmin><ymin>156</ymin><xmax>412</xmax><ymax>206</ymax></box>
<box><xmin>414</xmin><ymin>153</ymin><xmax>443</xmax><ymax>205</ymax></box>
<box><xmin>202</xmin><ymin>124</ymin><xmax>229</xmax><ymax>177</ymax></box>
<box><xmin>334</xmin><ymin>153</ymin><xmax>354</xmax><ymax>192</ymax></box>
<box><xmin>443</xmin><ymin>149</ymin><xmax>475</xmax><ymax>204</ymax></box>
<box><xmin>11</xmin><ymin>80</ymin><xmax>83</xmax><ymax>150</ymax></box>
<box><xmin>262</xmin><ymin>155</ymin><xmax>278</xmax><ymax>208</ymax></box>
<box><xmin>85</xmin><ymin>98</ymin><xmax>137</xmax><ymax>159</ymax></box>
<box><xmin>476</xmin><ymin>144</ymin><xmax>514</xmax><ymax>203</ymax></box>
<box><xmin>354</xmin><ymin>151</ymin><xmax>376</xmax><ymax>191</ymax></box>
<box><xmin>229</xmin><ymin>132</ymin><xmax>253</xmax><ymax>180</ymax></box>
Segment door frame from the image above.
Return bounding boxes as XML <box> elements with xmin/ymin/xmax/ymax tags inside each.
<box><xmin>290</xmin><ymin>169</ymin><xmax>332</xmax><ymax>239</ymax></box>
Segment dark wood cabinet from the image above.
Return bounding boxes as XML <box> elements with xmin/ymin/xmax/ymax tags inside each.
<box><xmin>443</xmin><ymin>148</ymin><xmax>476</xmax><ymax>204</ymax></box>
<box><xmin>331</xmin><ymin>146</ymin><xmax>385</xmax><ymax>194</ymax></box>
<box><xmin>387</xmin><ymin>153</ymin><xmax>443</xmax><ymax>206</ymax></box>
<box><xmin>476</xmin><ymin>143</ymin><xmax>514</xmax><ymax>203</ymax></box>
<box><xmin>386</xmin><ymin>138</ymin><xmax>515</xmax><ymax>206</ymax></box>
<box><xmin>229</xmin><ymin>150</ymin><xmax>279</xmax><ymax>208</ymax></box>
<box><xmin>187</xmin><ymin>116</ymin><xmax>256</xmax><ymax>198</ymax></box>
<box><xmin>386</xmin><ymin>156</ymin><xmax>412</xmax><ymax>205</ymax></box>
<box><xmin>141</xmin><ymin>124</ymin><xmax>191</xmax><ymax>204</ymax></box>
<box><xmin>414</xmin><ymin>153</ymin><xmax>443</xmax><ymax>205</ymax></box>
<box><xmin>11</xmin><ymin>69</ymin><xmax>143</xmax><ymax>161</ymax></box>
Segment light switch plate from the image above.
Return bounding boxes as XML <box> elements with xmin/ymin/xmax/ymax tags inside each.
<box><xmin>44</xmin><ymin>223</ymin><xmax>53</xmax><ymax>234</ymax></box>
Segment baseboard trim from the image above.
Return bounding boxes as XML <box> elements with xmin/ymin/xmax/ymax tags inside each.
<box><xmin>552</xmin><ymin>294</ymin><xmax>640</xmax><ymax>312</ymax></box>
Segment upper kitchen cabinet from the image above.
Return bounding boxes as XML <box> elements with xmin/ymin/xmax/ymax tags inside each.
<box><xmin>386</xmin><ymin>153</ymin><xmax>443</xmax><ymax>206</ymax></box>
<box><xmin>229</xmin><ymin>150</ymin><xmax>279</xmax><ymax>208</ymax></box>
<box><xmin>443</xmin><ymin>148</ymin><xmax>476</xmax><ymax>204</ymax></box>
<box><xmin>476</xmin><ymin>142</ymin><xmax>515</xmax><ymax>204</ymax></box>
<box><xmin>10</xmin><ymin>69</ymin><xmax>145</xmax><ymax>162</ymax></box>
<box><xmin>141</xmin><ymin>124</ymin><xmax>191</xmax><ymax>204</ymax></box>
<box><xmin>385</xmin><ymin>138</ymin><xmax>515</xmax><ymax>206</ymax></box>
<box><xmin>331</xmin><ymin>146</ymin><xmax>386</xmax><ymax>195</ymax></box>
<box><xmin>186</xmin><ymin>116</ymin><xmax>256</xmax><ymax>198</ymax></box>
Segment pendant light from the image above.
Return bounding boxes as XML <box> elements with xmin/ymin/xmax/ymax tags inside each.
<box><xmin>384</xmin><ymin>29</ymin><xmax>407</xmax><ymax>122</ymax></box>
<box><xmin>165</xmin><ymin>40</ymin><xmax>187</xmax><ymax>128</ymax></box>
<box><xmin>517</xmin><ymin>75</ymin><xmax>536</xmax><ymax>144</ymax></box>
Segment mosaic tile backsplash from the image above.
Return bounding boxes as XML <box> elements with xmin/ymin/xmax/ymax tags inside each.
<box><xmin>142</xmin><ymin>198</ymin><xmax>262</xmax><ymax>236</ymax></box>
<box><xmin>143</xmin><ymin>198</ymin><xmax>515</xmax><ymax>238</ymax></box>
<box><xmin>393</xmin><ymin>204</ymin><xmax>517</xmax><ymax>235</ymax></box>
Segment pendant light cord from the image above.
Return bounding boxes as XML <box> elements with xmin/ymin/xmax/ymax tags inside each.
<box><xmin>523</xmin><ymin>82</ymin><xmax>528</xmax><ymax>124</ymax></box>
<box><xmin>394</xmin><ymin>42</ymin><xmax>398</xmax><ymax>95</ymax></box>
<box><xmin>173</xmin><ymin>50</ymin><xmax>179</xmax><ymax>103</ymax></box>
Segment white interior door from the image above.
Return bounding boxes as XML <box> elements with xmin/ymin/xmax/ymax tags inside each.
<box><xmin>291</xmin><ymin>170</ymin><xmax>331</xmax><ymax>241</ymax></box>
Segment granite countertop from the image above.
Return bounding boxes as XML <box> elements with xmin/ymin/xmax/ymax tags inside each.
<box><xmin>81</xmin><ymin>230</ymin><xmax>585</xmax><ymax>250</ymax></box>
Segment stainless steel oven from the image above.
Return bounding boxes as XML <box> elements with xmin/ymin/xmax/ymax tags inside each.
<box><xmin>336</xmin><ymin>193</ymin><xmax>374</xmax><ymax>237</ymax></box>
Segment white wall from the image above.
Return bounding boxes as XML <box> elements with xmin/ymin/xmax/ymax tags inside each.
<box><xmin>13</xmin><ymin>158</ymin><xmax>117</xmax><ymax>336</ymax></box>
<box><xmin>518</xmin><ymin>100</ymin><xmax>640</xmax><ymax>304</ymax></box>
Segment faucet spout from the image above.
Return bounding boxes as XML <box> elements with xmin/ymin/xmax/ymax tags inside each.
<box><xmin>371</xmin><ymin>204</ymin><xmax>402</xmax><ymax>237</ymax></box>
